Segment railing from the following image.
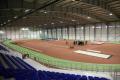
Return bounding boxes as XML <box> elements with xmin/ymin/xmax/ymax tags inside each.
<box><xmin>3</xmin><ymin>40</ymin><xmax>120</xmax><ymax>72</ymax></box>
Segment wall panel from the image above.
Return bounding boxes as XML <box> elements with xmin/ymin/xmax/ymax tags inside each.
<box><xmin>69</xmin><ymin>27</ymin><xmax>75</xmax><ymax>40</ymax></box>
<box><xmin>109</xmin><ymin>23</ymin><xmax>115</xmax><ymax>41</ymax></box>
<box><xmin>85</xmin><ymin>25</ymin><xmax>90</xmax><ymax>40</ymax></box>
<box><xmin>62</xmin><ymin>28</ymin><xmax>67</xmax><ymax>39</ymax></box>
<box><xmin>89</xmin><ymin>25</ymin><xmax>94</xmax><ymax>41</ymax></box>
<box><xmin>0</xmin><ymin>22</ymin><xmax>120</xmax><ymax>42</ymax></box>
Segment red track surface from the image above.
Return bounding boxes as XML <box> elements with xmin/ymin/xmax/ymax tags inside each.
<box><xmin>15</xmin><ymin>39</ymin><xmax>120</xmax><ymax>64</ymax></box>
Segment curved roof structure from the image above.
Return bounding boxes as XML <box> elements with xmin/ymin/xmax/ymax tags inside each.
<box><xmin>0</xmin><ymin>0</ymin><xmax>120</xmax><ymax>27</ymax></box>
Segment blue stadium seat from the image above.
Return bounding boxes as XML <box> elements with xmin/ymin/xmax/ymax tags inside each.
<box><xmin>16</xmin><ymin>57</ymin><xmax>36</xmax><ymax>70</ymax></box>
<box><xmin>0</xmin><ymin>45</ymin><xmax>9</xmax><ymax>52</ymax></box>
<box><xmin>88</xmin><ymin>76</ymin><xmax>95</xmax><ymax>80</ymax></box>
<box><xmin>0</xmin><ymin>52</ymin><xmax>38</xmax><ymax>80</ymax></box>
<box><xmin>0</xmin><ymin>47</ymin><xmax>111</xmax><ymax>80</ymax></box>
<box><xmin>0</xmin><ymin>53</ymin><xmax>14</xmax><ymax>69</ymax></box>
<box><xmin>100</xmin><ymin>77</ymin><xmax>110</xmax><ymax>80</ymax></box>
<box><xmin>94</xmin><ymin>77</ymin><xmax>101</xmax><ymax>80</ymax></box>
<box><xmin>6</xmin><ymin>55</ymin><xmax>25</xmax><ymax>69</ymax></box>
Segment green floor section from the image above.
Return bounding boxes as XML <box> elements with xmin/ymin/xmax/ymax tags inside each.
<box><xmin>3</xmin><ymin>40</ymin><xmax>120</xmax><ymax>72</ymax></box>
<box><xmin>110</xmin><ymin>41</ymin><xmax>120</xmax><ymax>44</ymax></box>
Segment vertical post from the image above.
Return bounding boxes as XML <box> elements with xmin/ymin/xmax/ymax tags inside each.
<box><xmin>106</xmin><ymin>23</ymin><xmax>109</xmax><ymax>41</ymax></box>
<box><xmin>11</xmin><ymin>27</ymin><xmax>13</xmax><ymax>40</ymax></box>
<box><xmin>83</xmin><ymin>25</ymin><xmax>85</xmax><ymax>41</ymax></box>
<box><xmin>74</xmin><ymin>25</ymin><xmax>77</xmax><ymax>40</ymax></box>
<box><xmin>56</xmin><ymin>27</ymin><xmax>57</xmax><ymax>39</ymax></box>
<box><xmin>35</xmin><ymin>26</ymin><xmax>37</xmax><ymax>39</ymax></box>
<box><xmin>100</xmin><ymin>23</ymin><xmax>102</xmax><ymax>41</ymax></box>
<box><xmin>101</xmin><ymin>24</ymin><xmax>103</xmax><ymax>41</ymax></box>
<box><xmin>51</xmin><ymin>28</ymin><xmax>53</xmax><ymax>39</ymax></box>
<box><xmin>4</xmin><ymin>26</ymin><xmax>7</xmax><ymax>40</ymax></box>
<box><xmin>94</xmin><ymin>24</ymin><xmax>96</xmax><ymax>41</ymax></box>
<box><xmin>61</xmin><ymin>27</ymin><xmax>63</xmax><ymax>39</ymax></box>
<box><xmin>39</xmin><ymin>27</ymin><xmax>41</xmax><ymax>39</ymax></box>
<box><xmin>89</xmin><ymin>25</ymin><xmax>90</xmax><ymax>41</ymax></box>
<box><xmin>0</xmin><ymin>27</ymin><xmax>2</xmax><ymax>40</ymax></box>
<box><xmin>14</xmin><ymin>27</ymin><xmax>16</xmax><ymax>40</ymax></box>
<box><xmin>19</xmin><ymin>26</ymin><xmax>20</xmax><ymax>40</ymax></box>
<box><xmin>115</xmin><ymin>22</ymin><xmax>117</xmax><ymax>41</ymax></box>
<box><xmin>67</xmin><ymin>26</ymin><xmax>69</xmax><ymax>40</ymax></box>
<box><xmin>47</xmin><ymin>28</ymin><xmax>49</xmax><ymax>39</ymax></box>
<box><xmin>29</xmin><ymin>26</ymin><xmax>31</xmax><ymax>39</ymax></box>
<box><xmin>32</xmin><ymin>26</ymin><xmax>34</xmax><ymax>39</ymax></box>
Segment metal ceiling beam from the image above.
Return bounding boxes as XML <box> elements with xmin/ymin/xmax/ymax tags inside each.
<box><xmin>2</xmin><ymin>0</ymin><xmax>61</xmax><ymax>27</ymax></box>
<box><xmin>46</xmin><ymin>6</ymin><xmax>102</xmax><ymax>22</ymax></box>
<box><xmin>55</xmin><ymin>1</ymin><xmax>113</xmax><ymax>22</ymax></box>
<box><xmin>81</xmin><ymin>0</ymin><xmax>120</xmax><ymax>19</ymax></box>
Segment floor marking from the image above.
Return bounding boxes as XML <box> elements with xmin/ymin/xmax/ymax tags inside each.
<box><xmin>74</xmin><ymin>50</ymin><xmax>111</xmax><ymax>59</ymax></box>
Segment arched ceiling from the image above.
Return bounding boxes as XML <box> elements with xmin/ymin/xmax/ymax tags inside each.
<box><xmin>0</xmin><ymin>0</ymin><xmax>120</xmax><ymax>27</ymax></box>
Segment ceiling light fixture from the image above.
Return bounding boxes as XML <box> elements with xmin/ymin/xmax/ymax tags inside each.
<box><xmin>59</xmin><ymin>21</ymin><xmax>63</xmax><ymax>23</ymax></box>
<box><xmin>72</xmin><ymin>0</ymin><xmax>75</xmax><ymax>1</ymax></box>
<box><xmin>8</xmin><ymin>20</ymin><xmax>10</xmax><ymax>22</ymax></box>
<box><xmin>44</xmin><ymin>11</ymin><xmax>47</xmax><ymax>14</ymax></box>
<box><xmin>109</xmin><ymin>13</ymin><xmax>113</xmax><ymax>16</ymax></box>
<box><xmin>72</xmin><ymin>19</ymin><xmax>76</xmax><ymax>22</ymax></box>
<box><xmin>14</xmin><ymin>16</ymin><xmax>17</xmax><ymax>19</ymax></box>
<box><xmin>21</xmin><ymin>28</ymin><xmax>29</xmax><ymax>31</ymax></box>
<box><xmin>4</xmin><ymin>22</ymin><xmax>6</xmax><ymax>24</ymax></box>
<box><xmin>51</xmin><ymin>22</ymin><xmax>54</xmax><ymax>25</ymax></box>
<box><xmin>87</xmin><ymin>16</ymin><xmax>91</xmax><ymax>19</ymax></box>
<box><xmin>44</xmin><ymin>24</ymin><xmax>47</xmax><ymax>25</ymax></box>
<box><xmin>25</xmin><ymin>9</ymin><xmax>30</xmax><ymax>13</ymax></box>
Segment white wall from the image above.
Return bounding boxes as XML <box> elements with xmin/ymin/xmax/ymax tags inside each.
<box><xmin>0</xmin><ymin>22</ymin><xmax>120</xmax><ymax>42</ymax></box>
<box><xmin>0</xmin><ymin>27</ymin><xmax>42</xmax><ymax>40</ymax></box>
<box><xmin>44</xmin><ymin>22</ymin><xmax>120</xmax><ymax>42</ymax></box>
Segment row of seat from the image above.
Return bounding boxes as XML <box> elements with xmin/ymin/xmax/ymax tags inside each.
<box><xmin>0</xmin><ymin>54</ymin><xmax>110</xmax><ymax>80</ymax></box>
<box><xmin>38</xmin><ymin>70</ymin><xmax>110</xmax><ymax>80</ymax></box>
<box><xmin>0</xmin><ymin>53</ymin><xmax>35</xmax><ymax>70</ymax></box>
<box><xmin>0</xmin><ymin>52</ymin><xmax>37</xmax><ymax>80</ymax></box>
<box><xmin>0</xmin><ymin>44</ymin><xmax>9</xmax><ymax>52</ymax></box>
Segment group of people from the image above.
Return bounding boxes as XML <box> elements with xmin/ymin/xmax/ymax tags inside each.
<box><xmin>73</xmin><ymin>40</ymin><xmax>87</xmax><ymax>46</ymax></box>
<box><xmin>65</xmin><ymin>40</ymin><xmax>88</xmax><ymax>49</ymax></box>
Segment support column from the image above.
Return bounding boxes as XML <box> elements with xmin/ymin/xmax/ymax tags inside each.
<box><xmin>94</xmin><ymin>24</ymin><xmax>96</xmax><ymax>41</ymax></box>
<box><xmin>47</xmin><ymin>29</ymin><xmax>49</xmax><ymax>38</ymax></box>
<box><xmin>100</xmin><ymin>24</ymin><xmax>102</xmax><ymax>41</ymax></box>
<box><xmin>74</xmin><ymin>25</ymin><xmax>77</xmax><ymax>40</ymax></box>
<box><xmin>83</xmin><ymin>25</ymin><xmax>85</xmax><ymax>41</ymax></box>
<box><xmin>51</xmin><ymin>28</ymin><xmax>53</xmax><ymax>39</ymax></box>
<box><xmin>115</xmin><ymin>22</ymin><xmax>117</xmax><ymax>41</ymax></box>
<box><xmin>61</xmin><ymin>27</ymin><xmax>63</xmax><ymax>39</ymax></box>
<box><xmin>67</xmin><ymin>26</ymin><xmax>69</xmax><ymax>40</ymax></box>
<box><xmin>89</xmin><ymin>25</ymin><xmax>90</xmax><ymax>41</ymax></box>
<box><xmin>106</xmin><ymin>23</ymin><xmax>109</xmax><ymax>41</ymax></box>
<box><xmin>56</xmin><ymin>27</ymin><xmax>57</xmax><ymax>39</ymax></box>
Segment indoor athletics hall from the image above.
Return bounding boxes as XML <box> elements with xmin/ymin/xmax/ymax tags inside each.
<box><xmin>0</xmin><ymin>0</ymin><xmax>120</xmax><ymax>80</ymax></box>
